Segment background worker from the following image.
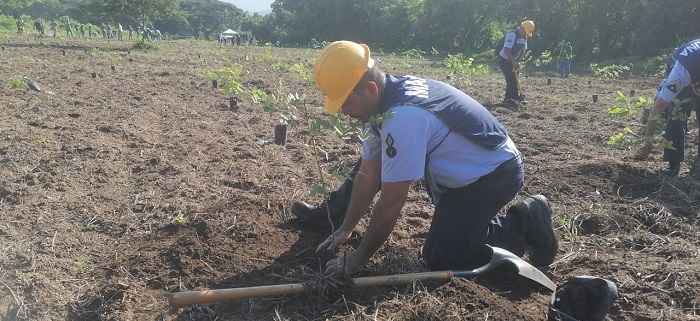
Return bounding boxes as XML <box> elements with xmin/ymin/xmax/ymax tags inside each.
<box><xmin>559</xmin><ymin>41</ymin><xmax>574</xmax><ymax>77</ymax></box>
<box><xmin>636</xmin><ymin>40</ymin><xmax>700</xmax><ymax>176</ymax></box>
<box><xmin>65</xmin><ymin>18</ymin><xmax>73</xmax><ymax>37</ymax></box>
<box><xmin>33</xmin><ymin>18</ymin><xmax>45</xmax><ymax>37</ymax></box>
<box><xmin>497</xmin><ymin>21</ymin><xmax>534</xmax><ymax>107</ymax></box>
<box><xmin>16</xmin><ymin>18</ymin><xmax>25</xmax><ymax>33</ymax></box>
<box><xmin>64</xmin><ymin>18</ymin><xmax>73</xmax><ymax>38</ymax></box>
<box><xmin>309</xmin><ymin>37</ymin><xmax>320</xmax><ymax>49</ymax></box>
<box><xmin>49</xmin><ymin>19</ymin><xmax>58</xmax><ymax>37</ymax></box>
<box><xmin>639</xmin><ymin>42</ymin><xmax>700</xmax><ymax>176</ymax></box>
<box><xmin>303</xmin><ymin>40</ymin><xmax>558</xmax><ymax>276</ymax></box>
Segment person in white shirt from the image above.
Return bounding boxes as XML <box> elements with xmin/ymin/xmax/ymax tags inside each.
<box><xmin>297</xmin><ymin>40</ymin><xmax>558</xmax><ymax>277</ymax></box>
<box><xmin>496</xmin><ymin>21</ymin><xmax>534</xmax><ymax>107</ymax></box>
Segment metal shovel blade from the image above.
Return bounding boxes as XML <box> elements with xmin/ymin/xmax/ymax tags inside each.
<box><xmin>452</xmin><ymin>245</ymin><xmax>556</xmax><ymax>291</ymax></box>
<box><xmin>353</xmin><ymin>244</ymin><xmax>555</xmax><ymax>291</ymax></box>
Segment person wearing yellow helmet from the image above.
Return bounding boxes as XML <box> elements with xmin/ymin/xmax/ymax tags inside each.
<box><xmin>496</xmin><ymin>21</ymin><xmax>534</xmax><ymax>107</ymax></box>
<box><xmin>300</xmin><ymin>40</ymin><xmax>557</xmax><ymax>277</ymax></box>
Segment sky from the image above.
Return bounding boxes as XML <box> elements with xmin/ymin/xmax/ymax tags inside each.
<box><xmin>224</xmin><ymin>0</ymin><xmax>274</xmax><ymax>13</ymax></box>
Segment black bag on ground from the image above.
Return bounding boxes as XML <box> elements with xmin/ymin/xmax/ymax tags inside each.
<box><xmin>548</xmin><ymin>275</ymin><xmax>618</xmax><ymax>321</ymax></box>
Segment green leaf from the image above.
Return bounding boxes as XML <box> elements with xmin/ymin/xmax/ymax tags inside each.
<box><xmin>310</xmin><ymin>185</ymin><xmax>326</xmax><ymax>196</ymax></box>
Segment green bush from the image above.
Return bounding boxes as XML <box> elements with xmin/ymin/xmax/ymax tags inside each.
<box><xmin>634</xmin><ymin>54</ymin><xmax>668</xmax><ymax>77</ymax></box>
<box><xmin>444</xmin><ymin>53</ymin><xmax>488</xmax><ymax>86</ymax></box>
<box><xmin>0</xmin><ymin>14</ymin><xmax>17</xmax><ymax>35</ymax></box>
<box><xmin>590</xmin><ymin>63</ymin><xmax>631</xmax><ymax>78</ymax></box>
<box><xmin>202</xmin><ymin>64</ymin><xmax>245</xmax><ymax>95</ymax></box>
<box><xmin>6</xmin><ymin>76</ymin><xmax>28</xmax><ymax>89</ymax></box>
<box><xmin>132</xmin><ymin>39</ymin><xmax>160</xmax><ymax>51</ymax></box>
<box><xmin>606</xmin><ymin>91</ymin><xmax>674</xmax><ymax>153</ymax></box>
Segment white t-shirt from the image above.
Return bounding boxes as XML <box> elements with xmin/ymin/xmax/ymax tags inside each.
<box><xmin>656</xmin><ymin>60</ymin><xmax>693</xmax><ymax>102</ymax></box>
<box><xmin>498</xmin><ymin>31</ymin><xmax>528</xmax><ymax>60</ymax></box>
<box><xmin>361</xmin><ymin>106</ymin><xmax>519</xmax><ymax>189</ymax></box>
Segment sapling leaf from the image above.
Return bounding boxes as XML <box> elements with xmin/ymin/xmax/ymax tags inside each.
<box><xmin>310</xmin><ymin>185</ymin><xmax>326</xmax><ymax>196</ymax></box>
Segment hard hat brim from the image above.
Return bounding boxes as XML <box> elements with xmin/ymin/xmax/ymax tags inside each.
<box><xmin>324</xmin><ymin>90</ymin><xmax>351</xmax><ymax>115</ymax></box>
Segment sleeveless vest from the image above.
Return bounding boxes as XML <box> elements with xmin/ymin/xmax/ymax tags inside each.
<box><xmin>502</xmin><ymin>28</ymin><xmax>527</xmax><ymax>59</ymax></box>
<box><xmin>673</xmin><ymin>39</ymin><xmax>700</xmax><ymax>84</ymax></box>
<box><xmin>378</xmin><ymin>75</ymin><xmax>508</xmax><ymax>150</ymax></box>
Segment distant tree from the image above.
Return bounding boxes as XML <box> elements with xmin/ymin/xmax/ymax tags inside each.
<box><xmin>636</xmin><ymin>0</ymin><xmax>700</xmax><ymax>53</ymax></box>
<box><xmin>179</xmin><ymin>0</ymin><xmax>244</xmax><ymax>37</ymax></box>
<box><xmin>19</xmin><ymin>0</ymin><xmax>69</xmax><ymax>19</ymax></box>
<box><xmin>90</xmin><ymin>0</ymin><xmax>180</xmax><ymax>33</ymax></box>
<box><xmin>240</xmin><ymin>12</ymin><xmax>273</xmax><ymax>44</ymax></box>
<box><xmin>0</xmin><ymin>0</ymin><xmax>40</xmax><ymax>16</ymax></box>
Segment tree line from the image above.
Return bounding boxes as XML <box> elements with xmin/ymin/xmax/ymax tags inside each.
<box><xmin>3</xmin><ymin>0</ymin><xmax>699</xmax><ymax>60</ymax></box>
<box><xmin>1</xmin><ymin>0</ymin><xmax>247</xmax><ymax>40</ymax></box>
<box><xmin>264</xmin><ymin>0</ymin><xmax>699</xmax><ymax>59</ymax></box>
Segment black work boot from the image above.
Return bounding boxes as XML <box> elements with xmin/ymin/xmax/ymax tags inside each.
<box><xmin>291</xmin><ymin>192</ymin><xmax>348</xmax><ymax>231</ymax></box>
<box><xmin>500</xmin><ymin>98</ymin><xmax>521</xmax><ymax>109</ymax></box>
<box><xmin>691</xmin><ymin>159</ymin><xmax>700</xmax><ymax>178</ymax></box>
<box><xmin>509</xmin><ymin>195</ymin><xmax>558</xmax><ymax>268</ymax></box>
<box><xmin>661</xmin><ymin>162</ymin><xmax>680</xmax><ymax>177</ymax></box>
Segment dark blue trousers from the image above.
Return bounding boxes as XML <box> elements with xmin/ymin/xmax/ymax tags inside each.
<box><xmin>422</xmin><ymin>155</ymin><xmax>526</xmax><ymax>271</ymax></box>
<box><xmin>663</xmin><ymin>88</ymin><xmax>700</xmax><ymax>165</ymax></box>
<box><xmin>498</xmin><ymin>57</ymin><xmax>524</xmax><ymax>102</ymax></box>
<box><xmin>336</xmin><ymin>155</ymin><xmax>526</xmax><ymax>271</ymax></box>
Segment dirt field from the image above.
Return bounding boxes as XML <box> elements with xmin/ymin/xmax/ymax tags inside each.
<box><xmin>1</xmin><ymin>35</ymin><xmax>699</xmax><ymax>321</ymax></box>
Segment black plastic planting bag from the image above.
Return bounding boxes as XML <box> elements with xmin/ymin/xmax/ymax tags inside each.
<box><xmin>548</xmin><ymin>275</ymin><xmax>618</xmax><ymax>321</ymax></box>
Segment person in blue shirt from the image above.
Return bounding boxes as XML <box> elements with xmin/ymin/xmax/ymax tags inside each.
<box><xmin>297</xmin><ymin>40</ymin><xmax>558</xmax><ymax>276</ymax></box>
<box><xmin>496</xmin><ymin>21</ymin><xmax>534</xmax><ymax>107</ymax></box>
<box><xmin>636</xmin><ymin>39</ymin><xmax>700</xmax><ymax>176</ymax></box>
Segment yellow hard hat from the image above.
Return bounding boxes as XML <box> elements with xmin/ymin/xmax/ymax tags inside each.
<box><xmin>521</xmin><ymin>21</ymin><xmax>535</xmax><ymax>37</ymax></box>
<box><xmin>313</xmin><ymin>40</ymin><xmax>373</xmax><ymax>114</ymax></box>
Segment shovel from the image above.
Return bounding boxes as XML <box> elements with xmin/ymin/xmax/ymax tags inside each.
<box><xmin>167</xmin><ymin>245</ymin><xmax>555</xmax><ymax>307</ymax></box>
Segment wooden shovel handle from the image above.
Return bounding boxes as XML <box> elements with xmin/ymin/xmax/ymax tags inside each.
<box><xmin>168</xmin><ymin>283</ymin><xmax>311</xmax><ymax>307</ymax></box>
<box><xmin>167</xmin><ymin>271</ymin><xmax>456</xmax><ymax>307</ymax></box>
<box><xmin>352</xmin><ymin>271</ymin><xmax>454</xmax><ymax>287</ymax></box>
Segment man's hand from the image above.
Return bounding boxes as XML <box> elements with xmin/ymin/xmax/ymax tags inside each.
<box><xmin>324</xmin><ymin>251</ymin><xmax>364</xmax><ymax>277</ymax></box>
<box><xmin>635</xmin><ymin>142</ymin><xmax>653</xmax><ymax>160</ymax></box>
<box><xmin>316</xmin><ymin>228</ymin><xmax>352</xmax><ymax>253</ymax></box>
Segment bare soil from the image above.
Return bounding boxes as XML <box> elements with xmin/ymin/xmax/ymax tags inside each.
<box><xmin>1</xmin><ymin>35</ymin><xmax>699</xmax><ymax>321</ymax></box>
